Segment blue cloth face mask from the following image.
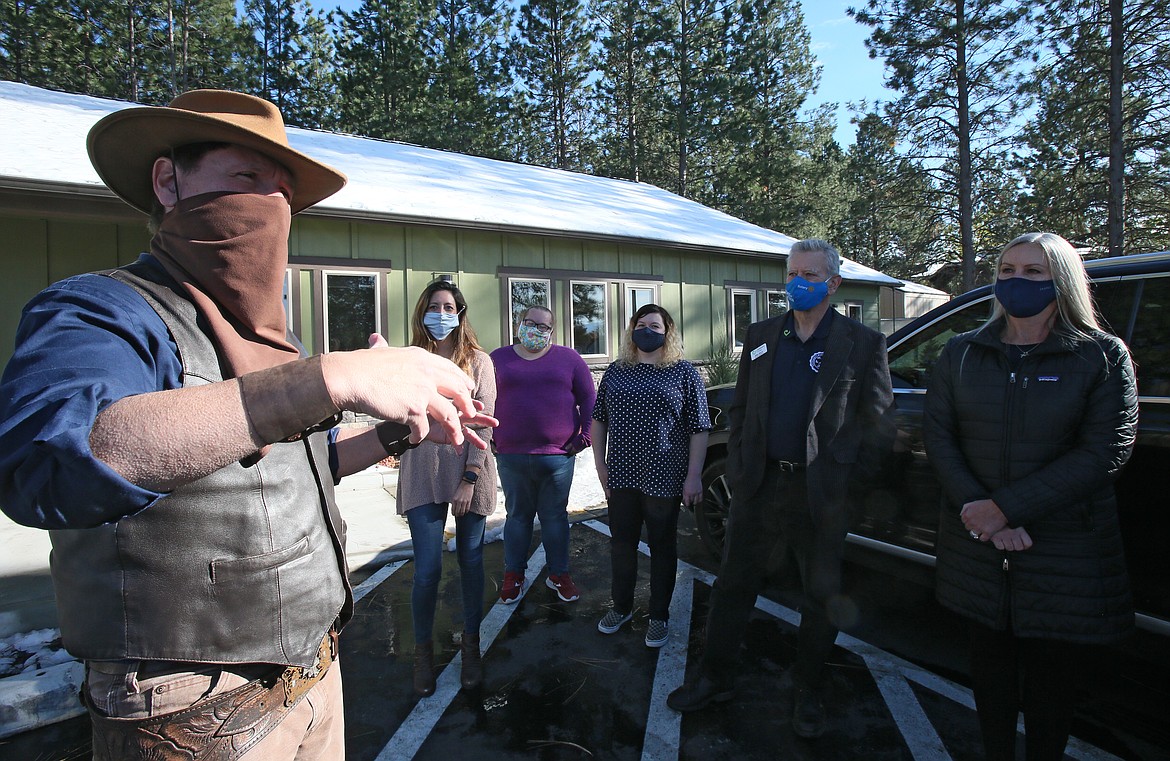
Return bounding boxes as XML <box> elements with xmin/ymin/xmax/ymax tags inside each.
<box><xmin>785</xmin><ymin>276</ymin><xmax>829</xmax><ymax>312</ymax></box>
<box><xmin>424</xmin><ymin>312</ymin><xmax>460</xmax><ymax>341</ymax></box>
<box><xmin>994</xmin><ymin>277</ymin><xmax>1056</xmax><ymax>318</ymax></box>
<box><xmin>632</xmin><ymin>327</ymin><xmax>667</xmax><ymax>352</ymax></box>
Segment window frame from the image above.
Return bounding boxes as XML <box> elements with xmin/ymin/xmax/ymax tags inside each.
<box><xmin>569</xmin><ymin>279</ymin><xmax>610</xmax><ymax>359</ymax></box>
<box><xmin>321</xmin><ymin>268</ymin><xmax>382</xmax><ymax>353</ymax></box>
<box><xmin>498</xmin><ymin>267</ymin><xmax>664</xmax><ymax>359</ymax></box>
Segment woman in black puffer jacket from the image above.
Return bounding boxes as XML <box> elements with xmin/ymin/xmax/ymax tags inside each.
<box><xmin>924</xmin><ymin>232</ymin><xmax>1138</xmax><ymax>761</ymax></box>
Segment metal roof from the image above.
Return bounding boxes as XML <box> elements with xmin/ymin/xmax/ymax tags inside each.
<box><xmin>0</xmin><ymin>81</ymin><xmax>901</xmax><ymax>286</ymax></box>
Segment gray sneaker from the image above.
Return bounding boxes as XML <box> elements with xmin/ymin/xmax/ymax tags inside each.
<box><xmin>645</xmin><ymin>618</ymin><xmax>669</xmax><ymax>648</ymax></box>
<box><xmin>597</xmin><ymin>609</ymin><xmax>633</xmax><ymax>634</ymax></box>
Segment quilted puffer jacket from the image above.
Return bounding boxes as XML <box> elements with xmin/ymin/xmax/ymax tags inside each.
<box><xmin>923</xmin><ymin>322</ymin><xmax>1138</xmax><ymax>644</ymax></box>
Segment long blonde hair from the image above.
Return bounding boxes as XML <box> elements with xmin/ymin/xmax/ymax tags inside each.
<box><xmin>410</xmin><ymin>280</ymin><xmax>482</xmax><ymax>373</ymax></box>
<box><xmin>618</xmin><ymin>304</ymin><xmax>684</xmax><ymax>367</ymax></box>
<box><xmin>988</xmin><ymin>232</ymin><xmax>1100</xmax><ymax>339</ymax></box>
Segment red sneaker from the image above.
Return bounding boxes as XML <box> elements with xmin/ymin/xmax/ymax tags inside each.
<box><xmin>545</xmin><ymin>573</ymin><xmax>580</xmax><ymax>602</ymax></box>
<box><xmin>500</xmin><ymin>571</ymin><xmax>525</xmax><ymax>604</ymax></box>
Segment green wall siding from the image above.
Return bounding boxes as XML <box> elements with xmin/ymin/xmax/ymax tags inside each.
<box><xmin>0</xmin><ymin>209</ymin><xmax>887</xmax><ymax>373</ymax></box>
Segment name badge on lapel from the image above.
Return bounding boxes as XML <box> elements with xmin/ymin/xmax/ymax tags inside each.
<box><xmin>750</xmin><ymin>344</ymin><xmax>768</xmax><ymax>361</ymax></box>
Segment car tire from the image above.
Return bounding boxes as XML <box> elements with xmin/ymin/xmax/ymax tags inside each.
<box><xmin>696</xmin><ymin>457</ymin><xmax>731</xmax><ymax>559</ymax></box>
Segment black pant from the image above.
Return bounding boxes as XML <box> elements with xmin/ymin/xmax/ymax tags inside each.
<box><xmin>607</xmin><ymin>488</ymin><xmax>681</xmax><ymax>621</ymax></box>
<box><xmin>700</xmin><ymin>466</ymin><xmax>845</xmax><ymax>689</ymax></box>
<box><xmin>968</xmin><ymin>621</ymin><xmax>1095</xmax><ymax>761</ymax></box>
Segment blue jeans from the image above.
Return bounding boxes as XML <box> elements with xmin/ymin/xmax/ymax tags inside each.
<box><xmin>497</xmin><ymin>453</ymin><xmax>576</xmax><ymax>575</ymax></box>
<box><xmin>405</xmin><ymin>502</ymin><xmax>486</xmax><ymax>644</ymax></box>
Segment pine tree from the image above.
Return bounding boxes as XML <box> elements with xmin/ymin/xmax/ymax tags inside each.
<box><xmin>648</xmin><ymin>0</ymin><xmax>732</xmax><ymax>197</ymax></box>
<box><xmin>512</xmin><ymin>0</ymin><xmax>595</xmax><ymax>169</ymax></box>
<box><xmin>716</xmin><ymin>0</ymin><xmax>815</xmax><ymax>230</ymax></box>
<box><xmin>836</xmin><ymin>111</ymin><xmax>945</xmax><ymax>280</ymax></box>
<box><xmin>590</xmin><ymin>0</ymin><xmax>665</xmax><ymax>182</ymax></box>
<box><xmin>850</xmin><ymin>0</ymin><xmax>1033</xmax><ymax>291</ymax></box>
<box><xmin>1019</xmin><ymin>0</ymin><xmax>1170</xmax><ymax>256</ymax></box>
<box><xmin>334</xmin><ymin>0</ymin><xmax>430</xmax><ymax>140</ymax></box>
<box><xmin>419</xmin><ymin>0</ymin><xmax>513</xmax><ymax>157</ymax></box>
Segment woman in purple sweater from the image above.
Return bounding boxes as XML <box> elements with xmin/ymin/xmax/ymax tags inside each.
<box><xmin>490</xmin><ymin>305</ymin><xmax>596</xmax><ymax>605</ymax></box>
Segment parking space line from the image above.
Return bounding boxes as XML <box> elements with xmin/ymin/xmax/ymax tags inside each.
<box><xmin>869</xmin><ymin>665</ymin><xmax>952</xmax><ymax>760</ymax></box>
<box><xmin>352</xmin><ymin>560</ymin><xmax>409</xmax><ymax>604</ymax></box>
<box><xmin>375</xmin><ymin>547</ymin><xmax>547</xmax><ymax>761</ymax></box>
<box><xmin>642</xmin><ymin>566</ymin><xmax>695</xmax><ymax>761</ymax></box>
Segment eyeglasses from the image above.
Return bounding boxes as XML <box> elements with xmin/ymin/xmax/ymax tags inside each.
<box><xmin>521</xmin><ymin>319</ymin><xmax>553</xmax><ymax>335</ymax></box>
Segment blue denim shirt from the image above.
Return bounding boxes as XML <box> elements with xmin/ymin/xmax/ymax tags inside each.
<box><xmin>0</xmin><ymin>255</ymin><xmax>337</xmax><ymax>529</ymax></box>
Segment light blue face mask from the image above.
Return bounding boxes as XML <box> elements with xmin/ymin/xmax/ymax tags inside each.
<box><xmin>424</xmin><ymin>311</ymin><xmax>460</xmax><ymax>341</ymax></box>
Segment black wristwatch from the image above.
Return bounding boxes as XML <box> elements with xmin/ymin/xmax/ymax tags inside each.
<box><xmin>461</xmin><ymin>470</ymin><xmax>479</xmax><ymax>485</ymax></box>
<box><xmin>375</xmin><ymin>422</ymin><xmax>420</xmax><ymax>458</ymax></box>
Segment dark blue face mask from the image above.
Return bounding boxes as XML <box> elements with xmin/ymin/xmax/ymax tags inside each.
<box><xmin>632</xmin><ymin>327</ymin><xmax>666</xmax><ymax>352</ymax></box>
<box><xmin>994</xmin><ymin>277</ymin><xmax>1056</xmax><ymax>318</ymax></box>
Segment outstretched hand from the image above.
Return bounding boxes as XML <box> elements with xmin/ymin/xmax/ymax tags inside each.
<box><xmin>323</xmin><ymin>334</ymin><xmax>497</xmax><ymax>450</ymax></box>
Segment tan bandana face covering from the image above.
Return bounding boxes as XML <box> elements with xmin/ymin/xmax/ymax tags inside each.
<box><xmin>151</xmin><ymin>191</ymin><xmax>300</xmax><ymax>378</ymax></box>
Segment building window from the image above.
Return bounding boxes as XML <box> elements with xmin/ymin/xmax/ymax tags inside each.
<box><xmin>766</xmin><ymin>289</ymin><xmax>786</xmax><ymax>319</ymax></box>
<box><xmin>571</xmin><ymin>281</ymin><xmax>608</xmax><ymax>357</ymax></box>
<box><xmin>626</xmin><ymin>285</ymin><xmax>656</xmax><ymax>316</ymax></box>
<box><xmin>844</xmin><ymin>301</ymin><xmax>863</xmax><ymax>322</ymax></box>
<box><xmin>323</xmin><ymin>271</ymin><xmax>379</xmax><ymax>352</ymax></box>
<box><xmin>509</xmin><ymin>277</ymin><xmax>552</xmax><ymax>329</ymax></box>
<box><xmin>731</xmin><ymin>289</ymin><xmax>756</xmax><ymax>349</ymax></box>
<box><xmin>283</xmin><ymin>269</ymin><xmax>294</xmax><ymax>330</ymax></box>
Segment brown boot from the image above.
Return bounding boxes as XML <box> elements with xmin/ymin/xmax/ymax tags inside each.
<box><xmin>413</xmin><ymin>640</ymin><xmax>435</xmax><ymax>697</ymax></box>
<box><xmin>460</xmin><ymin>631</ymin><xmax>482</xmax><ymax>690</ymax></box>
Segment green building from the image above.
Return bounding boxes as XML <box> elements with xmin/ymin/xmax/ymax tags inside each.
<box><xmin>0</xmin><ymin>82</ymin><xmax>902</xmax><ymax>374</ymax></box>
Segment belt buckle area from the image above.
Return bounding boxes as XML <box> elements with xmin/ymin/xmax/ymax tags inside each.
<box><xmin>281</xmin><ymin>631</ymin><xmax>334</xmax><ymax>707</ymax></box>
<box><xmin>776</xmin><ymin>460</ymin><xmax>801</xmax><ymax>473</ymax></box>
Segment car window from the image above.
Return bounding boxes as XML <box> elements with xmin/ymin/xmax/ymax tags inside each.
<box><xmin>1127</xmin><ymin>275</ymin><xmax>1170</xmax><ymax>398</ymax></box>
<box><xmin>888</xmin><ymin>296</ymin><xmax>993</xmax><ymax>389</ymax></box>
<box><xmin>1092</xmin><ymin>279</ymin><xmax>1138</xmax><ymax>343</ymax></box>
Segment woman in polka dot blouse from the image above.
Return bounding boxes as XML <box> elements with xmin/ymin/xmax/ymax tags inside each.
<box><xmin>592</xmin><ymin>304</ymin><xmax>711</xmax><ymax>648</ymax></box>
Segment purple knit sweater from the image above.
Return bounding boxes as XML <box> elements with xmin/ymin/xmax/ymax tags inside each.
<box><xmin>490</xmin><ymin>344</ymin><xmax>596</xmax><ymax>455</ymax></box>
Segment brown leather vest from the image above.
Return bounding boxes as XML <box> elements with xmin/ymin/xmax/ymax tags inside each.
<box><xmin>48</xmin><ymin>262</ymin><xmax>352</xmax><ymax>668</ymax></box>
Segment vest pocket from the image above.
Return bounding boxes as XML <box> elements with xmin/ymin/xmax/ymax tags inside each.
<box><xmin>210</xmin><ymin>536</ymin><xmax>310</xmax><ymax>584</ymax></box>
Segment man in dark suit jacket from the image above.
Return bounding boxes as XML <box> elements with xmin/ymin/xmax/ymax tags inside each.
<box><xmin>668</xmin><ymin>239</ymin><xmax>895</xmax><ymax>739</ymax></box>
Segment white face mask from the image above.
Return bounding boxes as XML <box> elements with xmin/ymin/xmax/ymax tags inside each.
<box><xmin>424</xmin><ymin>311</ymin><xmax>460</xmax><ymax>341</ymax></box>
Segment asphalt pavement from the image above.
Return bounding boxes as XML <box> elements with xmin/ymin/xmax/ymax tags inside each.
<box><xmin>0</xmin><ymin>457</ymin><xmax>1155</xmax><ymax>759</ymax></box>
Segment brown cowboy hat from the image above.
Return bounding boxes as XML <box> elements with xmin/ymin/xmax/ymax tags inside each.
<box><xmin>87</xmin><ymin>89</ymin><xmax>347</xmax><ymax>215</ymax></box>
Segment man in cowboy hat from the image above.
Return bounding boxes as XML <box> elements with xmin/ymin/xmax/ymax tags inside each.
<box><xmin>0</xmin><ymin>90</ymin><xmax>494</xmax><ymax>759</ymax></box>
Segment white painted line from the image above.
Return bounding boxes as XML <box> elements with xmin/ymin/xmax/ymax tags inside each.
<box><xmin>642</xmin><ymin>567</ymin><xmax>694</xmax><ymax>761</ymax></box>
<box><xmin>869</xmin><ymin>664</ymin><xmax>951</xmax><ymax>760</ymax></box>
<box><xmin>583</xmin><ymin>518</ymin><xmax>649</xmax><ymax>555</ymax></box>
<box><xmin>375</xmin><ymin>547</ymin><xmax>548</xmax><ymax>761</ymax></box>
<box><xmin>352</xmin><ymin>560</ymin><xmax>408</xmax><ymax>604</ymax></box>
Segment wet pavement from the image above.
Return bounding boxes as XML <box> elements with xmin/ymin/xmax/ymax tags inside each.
<box><xmin>3</xmin><ymin>508</ymin><xmax>1154</xmax><ymax>761</ymax></box>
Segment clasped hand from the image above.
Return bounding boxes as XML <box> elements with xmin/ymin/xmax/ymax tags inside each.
<box><xmin>961</xmin><ymin>498</ymin><xmax>1032</xmax><ymax>551</ymax></box>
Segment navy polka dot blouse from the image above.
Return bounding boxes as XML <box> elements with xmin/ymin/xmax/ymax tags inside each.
<box><xmin>593</xmin><ymin>360</ymin><xmax>712</xmax><ymax>497</ymax></box>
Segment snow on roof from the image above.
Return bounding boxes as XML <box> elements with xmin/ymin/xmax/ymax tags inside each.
<box><xmin>898</xmin><ymin>279</ymin><xmax>948</xmax><ymax>296</ymax></box>
<box><xmin>0</xmin><ymin>81</ymin><xmax>899</xmax><ymax>286</ymax></box>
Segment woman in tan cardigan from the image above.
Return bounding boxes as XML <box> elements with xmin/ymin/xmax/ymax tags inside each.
<box><xmin>397</xmin><ymin>280</ymin><xmax>497</xmax><ymax>697</ymax></box>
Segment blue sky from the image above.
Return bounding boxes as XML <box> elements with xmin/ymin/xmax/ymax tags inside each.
<box><xmin>799</xmin><ymin>0</ymin><xmax>896</xmax><ymax>146</ymax></box>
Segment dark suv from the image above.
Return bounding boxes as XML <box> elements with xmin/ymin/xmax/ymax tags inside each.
<box><xmin>697</xmin><ymin>251</ymin><xmax>1170</xmax><ymax>638</ymax></box>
